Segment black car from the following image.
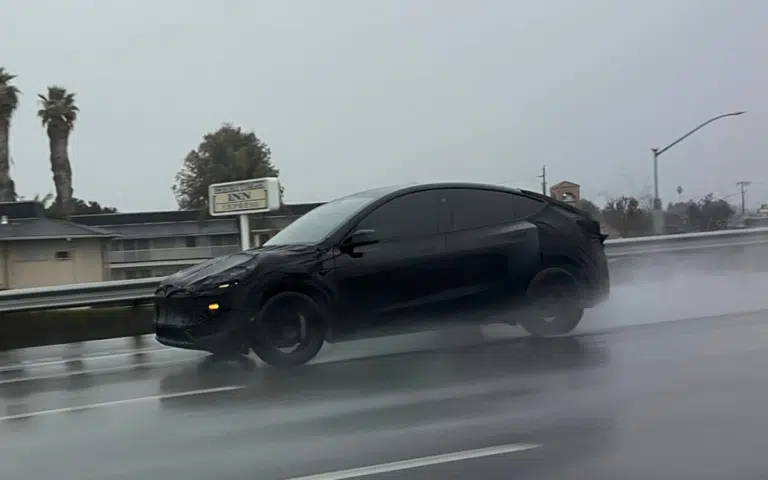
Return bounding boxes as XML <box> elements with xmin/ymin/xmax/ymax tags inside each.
<box><xmin>154</xmin><ymin>182</ymin><xmax>610</xmax><ymax>367</ymax></box>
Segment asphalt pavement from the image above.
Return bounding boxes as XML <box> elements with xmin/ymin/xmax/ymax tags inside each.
<box><xmin>3</xmin><ymin>274</ymin><xmax>768</xmax><ymax>479</ymax></box>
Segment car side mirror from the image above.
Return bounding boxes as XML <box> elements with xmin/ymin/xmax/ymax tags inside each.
<box><xmin>341</xmin><ymin>229</ymin><xmax>379</xmax><ymax>251</ymax></box>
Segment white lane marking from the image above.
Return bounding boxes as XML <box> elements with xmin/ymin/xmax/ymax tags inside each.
<box><xmin>1</xmin><ymin>348</ymin><xmax>176</xmax><ymax>372</ymax></box>
<box><xmin>0</xmin><ymin>385</ymin><xmax>245</xmax><ymax>421</ymax></box>
<box><xmin>285</xmin><ymin>443</ymin><xmax>541</xmax><ymax>480</ymax></box>
<box><xmin>0</xmin><ymin>357</ymin><xmax>202</xmax><ymax>385</ymax></box>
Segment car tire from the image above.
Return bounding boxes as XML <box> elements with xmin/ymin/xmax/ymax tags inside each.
<box><xmin>519</xmin><ymin>266</ymin><xmax>585</xmax><ymax>337</ymax></box>
<box><xmin>250</xmin><ymin>291</ymin><xmax>328</xmax><ymax>367</ymax></box>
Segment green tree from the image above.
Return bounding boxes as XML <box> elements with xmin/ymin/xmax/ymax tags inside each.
<box><xmin>68</xmin><ymin>198</ymin><xmax>118</xmax><ymax>215</ymax></box>
<box><xmin>664</xmin><ymin>201</ymin><xmax>693</xmax><ymax>234</ymax></box>
<box><xmin>664</xmin><ymin>195</ymin><xmax>734</xmax><ymax>233</ymax></box>
<box><xmin>574</xmin><ymin>198</ymin><xmax>601</xmax><ymax>220</ymax></box>
<box><xmin>602</xmin><ymin>196</ymin><xmax>652</xmax><ymax>237</ymax></box>
<box><xmin>173</xmin><ymin>123</ymin><xmax>280</xmax><ymax>211</ymax></box>
<box><xmin>0</xmin><ymin>68</ymin><xmax>20</xmax><ymax>202</ymax></box>
<box><xmin>27</xmin><ymin>192</ymin><xmax>117</xmax><ymax>215</ymax></box>
<box><xmin>31</xmin><ymin>192</ymin><xmax>53</xmax><ymax>209</ymax></box>
<box><xmin>686</xmin><ymin>193</ymin><xmax>733</xmax><ymax>232</ymax></box>
<box><xmin>38</xmin><ymin>86</ymin><xmax>79</xmax><ymax>218</ymax></box>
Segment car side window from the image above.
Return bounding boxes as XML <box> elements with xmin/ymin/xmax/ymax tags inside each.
<box><xmin>355</xmin><ymin>190</ymin><xmax>440</xmax><ymax>241</ymax></box>
<box><xmin>444</xmin><ymin>188</ymin><xmax>545</xmax><ymax>231</ymax></box>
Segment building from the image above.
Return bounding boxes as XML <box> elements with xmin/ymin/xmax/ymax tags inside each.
<box><xmin>72</xmin><ymin>202</ymin><xmax>325</xmax><ymax>280</ymax></box>
<box><xmin>0</xmin><ymin>199</ymin><xmax>325</xmax><ymax>289</ymax></box>
<box><xmin>546</xmin><ymin>181</ymin><xmax>620</xmax><ymax>238</ymax></box>
<box><xmin>549</xmin><ymin>181</ymin><xmax>581</xmax><ymax>203</ymax></box>
<box><xmin>0</xmin><ymin>201</ymin><xmax>116</xmax><ymax>289</ymax></box>
<box><xmin>71</xmin><ymin>210</ymin><xmax>241</xmax><ymax>280</ymax></box>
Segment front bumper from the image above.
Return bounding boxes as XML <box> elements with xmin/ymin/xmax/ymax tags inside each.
<box><xmin>153</xmin><ymin>288</ymin><xmax>249</xmax><ymax>354</ymax></box>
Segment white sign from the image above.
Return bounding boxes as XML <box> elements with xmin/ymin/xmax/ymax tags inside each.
<box><xmin>208</xmin><ymin>177</ymin><xmax>282</xmax><ymax>217</ymax></box>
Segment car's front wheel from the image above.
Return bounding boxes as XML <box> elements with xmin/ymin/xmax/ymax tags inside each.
<box><xmin>250</xmin><ymin>291</ymin><xmax>327</xmax><ymax>367</ymax></box>
<box><xmin>519</xmin><ymin>266</ymin><xmax>585</xmax><ymax>337</ymax></box>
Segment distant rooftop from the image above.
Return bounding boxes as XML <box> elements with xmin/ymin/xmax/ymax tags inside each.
<box><xmin>71</xmin><ymin>202</ymin><xmax>327</xmax><ymax>227</ymax></box>
<box><xmin>72</xmin><ymin>209</ymin><xmax>207</xmax><ymax>226</ymax></box>
<box><xmin>0</xmin><ymin>201</ymin><xmax>47</xmax><ymax>220</ymax></box>
<box><xmin>0</xmin><ymin>201</ymin><xmax>116</xmax><ymax>241</ymax></box>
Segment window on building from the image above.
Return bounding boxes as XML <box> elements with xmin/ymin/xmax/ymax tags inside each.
<box><xmin>54</xmin><ymin>251</ymin><xmax>71</xmax><ymax>261</ymax></box>
<box><xmin>185</xmin><ymin>236</ymin><xmax>198</xmax><ymax>248</ymax></box>
<box><xmin>153</xmin><ymin>266</ymin><xmax>189</xmax><ymax>277</ymax></box>
<box><xmin>119</xmin><ymin>239</ymin><xmax>149</xmax><ymax>251</ymax></box>
<box><xmin>124</xmin><ymin>269</ymin><xmax>152</xmax><ymax>279</ymax></box>
<box><xmin>255</xmin><ymin>232</ymin><xmax>272</xmax><ymax>246</ymax></box>
<box><xmin>152</xmin><ymin>237</ymin><xmax>177</xmax><ymax>249</ymax></box>
<box><xmin>210</xmin><ymin>234</ymin><xmax>238</xmax><ymax>246</ymax></box>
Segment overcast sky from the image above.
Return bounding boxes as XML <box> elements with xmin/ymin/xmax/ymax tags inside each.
<box><xmin>1</xmin><ymin>0</ymin><xmax>766</xmax><ymax>212</ymax></box>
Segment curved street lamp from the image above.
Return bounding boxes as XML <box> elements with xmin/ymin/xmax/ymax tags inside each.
<box><xmin>651</xmin><ymin>111</ymin><xmax>746</xmax><ymax>234</ymax></box>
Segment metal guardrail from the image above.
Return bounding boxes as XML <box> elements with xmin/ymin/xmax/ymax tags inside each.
<box><xmin>0</xmin><ymin>277</ymin><xmax>160</xmax><ymax>313</ymax></box>
<box><xmin>604</xmin><ymin>226</ymin><xmax>768</xmax><ymax>257</ymax></box>
<box><xmin>3</xmin><ymin>226</ymin><xmax>768</xmax><ymax>314</ymax></box>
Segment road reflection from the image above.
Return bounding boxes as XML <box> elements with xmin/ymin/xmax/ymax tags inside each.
<box><xmin>159</xmin><ymin>335</ymin><xmax>610</xmax><ymax>410</ymax></box>
<box><xmin>155</xmin><ymin>335</ymin><xmax>617</xmax><ymax>479</ymax></box>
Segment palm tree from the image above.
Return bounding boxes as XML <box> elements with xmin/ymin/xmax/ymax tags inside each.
<box><xmin>32</xmin><ymin>192</ymin><xmax>54</xmax><ymax>209</ymax></box>
<box><xmin>38</xmin><ymin>86</ymin><xmax>78</xmax><ymax>217</ymax></box>
<box><xmin>0</xmin><ymin>68</ymin><xmax>20</xmax><ymax>202</ymax></box>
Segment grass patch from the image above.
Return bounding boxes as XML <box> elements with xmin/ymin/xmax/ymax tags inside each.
<box><xmin>0</xmin><ymin>305</ymin><xmax>155</xmax><ymax>351</ymax></box>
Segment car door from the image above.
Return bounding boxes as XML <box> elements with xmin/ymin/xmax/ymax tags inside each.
<box><xmin>332</xmin><ymin>189</ymin><xmax>452</xmax><ymax>336</ymax></box>
<box><xmin>440</xmin><ymin>188</ymin><xmax>547</xmax><ymax>321</ymax></box>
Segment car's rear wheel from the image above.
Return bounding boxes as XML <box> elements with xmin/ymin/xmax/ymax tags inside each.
<box><xmin>250</xmin><ymin>291</ymin><xmax>327</xmax><ymax>367</ymax></box>
<box><xmin>519</xmin><ymin>266</ymin><xmax>584</xmax><ymax>337</ymax></box>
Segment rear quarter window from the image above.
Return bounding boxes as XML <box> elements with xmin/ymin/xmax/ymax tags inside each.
<box><xmin>444</xmin><ymin>188</ymin><xmax>546</xmax><ymax>231</ymax></box>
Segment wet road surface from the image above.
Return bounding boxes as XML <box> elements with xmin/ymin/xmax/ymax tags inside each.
<box><xmin>4</xmin><ymin>276</ymin><xmax>768</xmax><ymax>479</ymax></box>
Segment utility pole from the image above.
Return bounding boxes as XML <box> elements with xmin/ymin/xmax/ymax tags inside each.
<box><xmin>737</xmin><ymin>180</ymin><xmax>751</xmax><ymax>215</ymax></box>
<box><xmin>538</xmin><ymin>165</ymin><xmax>547</xmax><ymax>196</ymax></box>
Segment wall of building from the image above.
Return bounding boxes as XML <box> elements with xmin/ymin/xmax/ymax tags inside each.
<box><xmin>110</xmin><ymin>264</ymin><xmax>199</xmax><ymax>281</ymax></box>
<box><xmin>111</xmin><ymin>233</ymin><xmax>240</xmax><ymax>251</ymax></box>
<box><xmin>549</xmin><ymin>182</ymin><xmax>581</xmax><ymax>203</ymax></box>
<box><xmin>0</xmin><ymin>243</ymin><xmax>7</xmax><ymax>290</ymax></box>
<box><xmin>3</xmin><ymin>239</ymin><xmax>107</xmax><ymax>289</ymax></box>
<box><xmin>63</xmin><ymin>209</ymin><xmax>310</xmax><ymax>283</ymax></box>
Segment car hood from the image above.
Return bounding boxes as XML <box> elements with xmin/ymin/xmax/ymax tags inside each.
<box><xmin>160</xmin><ymin>244</ymin><xmax>318</xmax><ymax>290</ymax></box>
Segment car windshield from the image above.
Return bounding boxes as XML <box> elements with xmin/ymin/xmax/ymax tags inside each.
<box><xmin>263</xmin><ymin>194</ymin><xmax>378</xmax><ymax>246</ymax></box>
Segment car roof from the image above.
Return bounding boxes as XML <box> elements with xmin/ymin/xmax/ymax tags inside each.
<box><xmin>404</xmin><ymin>182</ymin><xmax>523</xmax><ymax>194</ymax></box>
<box><xmin>341</xmin><ymin>182</ymin><xmax>596</xmax><ymax>219</ymax></box>
<box><xmin>342</xmin><ymin>182</ymin><xmax>524</xmax><ymax>201</ymax></box>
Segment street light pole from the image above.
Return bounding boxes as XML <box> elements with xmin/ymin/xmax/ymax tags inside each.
<box><xmin>651</xmin><ymin>147</ymin><xmax>662</xmax><ymax>233</ymax></box>
<box><xmin>651</xmin><ymin>111</ymin><xmax>746</xmax><ymax>235</ymax></box>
